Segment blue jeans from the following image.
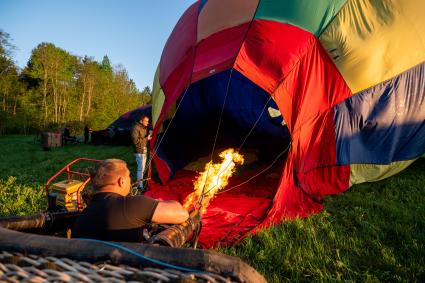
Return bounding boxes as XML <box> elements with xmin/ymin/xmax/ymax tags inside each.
<box><xmin>135</xmin><ymin>153</ymin><xmax>147</xmax><ymax>186</ymax></box>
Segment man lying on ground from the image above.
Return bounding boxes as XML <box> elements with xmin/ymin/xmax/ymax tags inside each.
<box><xmin>72</xmin><ymin>159</ymin><xmax>189</xmax><ymax>242</ymax></box>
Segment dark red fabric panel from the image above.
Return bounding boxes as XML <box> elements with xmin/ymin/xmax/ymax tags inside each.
<box><xmin>235</xmin><ymin>20</ymin><xmax>315</xmax><ymax>94</ymax></box>
<box><xmin>145</xmin><ymin>168</ymin><xmax>280</xmax><ymax>248</ymax></box>
<box><xmin>192</xmin><ymin>23</ymin><xmax>250</xmax><ymax>83</ymax></box>
<box><xmin>152</xmin><ymin>154</ymin><xmax>172</xmax><ymax>185</ymax></box>
<box><xmin>159</xmin><ymin>2</ymin><xmax>198</xmax><ymax>86</ymax></box>
<box><xmin>153</xmin><ymin>23</ymin><xmax>249</xmax><ymax>183</ymax></box>
<box><xmin>156</xmin><ymin>2</ymin><xmax>198</xmax><ymax>133</ymax></box>
<box><xmin>154</xmin><ymin>3</ymin><xmax>199</xmax><ymax>183</ymax></box>
<box><xmin>153</xmin><ymin>49</ymin><xmax>196</xmax><ymax>183</ymax></box>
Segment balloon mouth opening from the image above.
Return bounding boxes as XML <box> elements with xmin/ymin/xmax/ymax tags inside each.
<box><xmin>154</xmin><ymin>69</ymin><xmax>291</xmax><ymax>181</ymax></box>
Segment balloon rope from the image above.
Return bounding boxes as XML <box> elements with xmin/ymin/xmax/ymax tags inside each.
<box><xmin>145</xmin><ymin>1</ymin><xmax>203</xmax><ymax>179</ymax></box>
<box><xmin>145</xmin><ymin>85</ymin><xmax>192</xmax><ymax>173</ymax></box>
<box><xmin>216</xmin><ymin>142</ymin><xmax>290</xmax><ymax>195</ymax></box>
<box><xmin>197</xmin><ymin>69</ymin><xmax>235</xmax><ymax>207</ymax></box>
<box><xmin>237</xmin><ymin>95</ymin><xmax>273</xmax><ymax>151</ymax></box>
<box><xmin>201</xmin><ymin>99</ymin><xmax>289</xmax><ymax>197</ymax></box>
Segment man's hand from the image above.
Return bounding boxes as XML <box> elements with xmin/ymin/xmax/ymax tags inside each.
<box><xmin>147</xmin><ymin>135</ymin><xmax>152</xmax><ymax>141</ymax></box>
<box><xmin>151</xmin><ymin>200</ymin><xmax>189</xmax><ymax>224</ymax></box>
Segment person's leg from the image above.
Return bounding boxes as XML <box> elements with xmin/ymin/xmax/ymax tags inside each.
<box><xmin>135</xmin><ymin>153</ymin><xmax>143</xmax><ymax>188</ymax></box>
<box><xmin>140</xmin><ymin>153</ymin><xmax>147</xmax><ymax>190</ymax></box>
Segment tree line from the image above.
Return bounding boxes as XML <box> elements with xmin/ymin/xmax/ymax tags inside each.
<box><xmin>0</xmin><ymin>30</ymin><xmax>151</xmax><ymax>135</ymax></box>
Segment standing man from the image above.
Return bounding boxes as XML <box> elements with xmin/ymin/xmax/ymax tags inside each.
<box><xmin>131</xmin><ymin>115</ymin><xmax>151</xmax><ymax>191</ymax></box>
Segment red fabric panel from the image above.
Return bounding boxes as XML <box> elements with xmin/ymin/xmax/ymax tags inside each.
<box><xmin>233</xmin><ymin>19</ymin><xmax>352</xmax><ymax>221</ymax></box>
<box><xmin>262</xmin><ymin>35</ymin><xmax>352</xmax><ymax>223</ymax></box>
<box><xmin>145</xmin><ymin>168</ymin><xmax>280</xmax><ymax>248</ymax></box>
<box><xmin>192</xmin><ymin>23</ymin><xmax>250</xmax><ymax>83</ymax></box>
<box><xmin>272</xmin><ymin>43</ymin><xmax>352</xmax><ymax>133</ymax></box>
<box><xmin>257</xmin><ymin>155</ymin><xmax>324</xmax><ymax>222</ymax></box>
<box><xmin>261</xmin><ymin>113</ymin><xmax>351</xmax><ymax>223</ymax></box>
<box><xmin>235</xmin><ymin>20</ymin><xmax>315</xmax><ymax>93</ymax></box>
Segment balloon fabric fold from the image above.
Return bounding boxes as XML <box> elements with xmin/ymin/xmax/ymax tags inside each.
<box><xmin>146</xmin><ymin>0</ymin><xmax>425</xmax><ymax>248</ymax></box>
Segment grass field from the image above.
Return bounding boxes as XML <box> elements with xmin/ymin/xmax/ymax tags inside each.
<box><xmin>0</xmin><ymin>135</ymin><xmax>424</xmax><ymax>282</ymax></box>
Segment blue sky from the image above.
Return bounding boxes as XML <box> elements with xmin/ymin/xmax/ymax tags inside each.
<box><xmin>0</xmin><ymin>0</ymin><xmax>194</xmax><ymax>90</ymax></box>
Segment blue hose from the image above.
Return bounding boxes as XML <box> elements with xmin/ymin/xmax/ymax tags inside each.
<box><xmin>78</xmin><ymin>238</ymin><xmax>203</xmax><ymax>273</ymax></box>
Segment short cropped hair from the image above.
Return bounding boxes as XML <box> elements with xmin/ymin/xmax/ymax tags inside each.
<box><xmin>140</xmin><ymin>115</ymin><xmax>149</xmax><ymax>122</ymax></box>
<box><xmin>91</xmin><ymin>159</ymin><xmax>129</xmax><ymax>190</ymax></box>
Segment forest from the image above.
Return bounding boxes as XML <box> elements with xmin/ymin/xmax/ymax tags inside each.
<box><xmin>0</xmin><ymin>30</ymin><xmax>151</xmax><ymax>134</ymax></box>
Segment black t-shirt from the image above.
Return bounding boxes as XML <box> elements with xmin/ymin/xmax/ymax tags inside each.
<box><xmin>72</xmin><ymin>192</ymin><xmax>158</xmax><ymax>242</ymax></box>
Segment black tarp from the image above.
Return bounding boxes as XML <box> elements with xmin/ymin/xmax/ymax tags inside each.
<box><xmin>91</xmin><ymin>105</ymin><xmax>152</xmax><ymax>145</ymax></box>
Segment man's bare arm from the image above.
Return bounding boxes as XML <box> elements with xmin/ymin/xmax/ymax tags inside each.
<box><xmin>151</xmin><ymin>200</ymin><xmax>189</xmax><ymax>224</ymax></box>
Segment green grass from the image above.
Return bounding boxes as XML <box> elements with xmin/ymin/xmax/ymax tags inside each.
<box><xmin>0</xmin><ymin>135</ymin><xmax>137</xmax><ymax>216</ymax></box>
<box><xmin>0</xmin><ymin>135</ymin><xmax>424</xmax><ymax>282</ymax></box>
<box><xmin>222</xmin><ymin>159</ymin><xmax>425</xmax><ymax>282</ymax></box>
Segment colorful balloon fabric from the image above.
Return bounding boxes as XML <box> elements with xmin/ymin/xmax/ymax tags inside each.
<box><xmin>146</xmin><ymin>0</ymin><xmax>425</xmax><ymax>248</ymax></box>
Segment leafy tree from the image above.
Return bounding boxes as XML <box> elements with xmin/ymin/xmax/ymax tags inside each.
<box><xmin>25</xmin><ymin>43</ymin><xmax>79</xmax><ymax>124</ymax></box>
<box><xmin>0</xmin><ymin>30</ymin><xmax>26</xmax><ymax>134</ymax></box>
<box><xmin>1</xmin><ymin>30</ymin><xmax>151</xmax><ymax>134</ymax></box>
<box><xmin>141</xmin><ymin>86</ymin><xmax>152</xmax><ymax>105</ymax></box>
<box><xmin>76</xmin><ymin>56</ymin><xmax>101</xmax><ymax>122</ymax></box>
<box><xmin>101</xmin><ymin>55</ymin><xmax>113</xmax><ymax>74</ymax></box>
<box><xmin>0</xmin><ymin>30</ymin><xmax>17</xmax><ymax>112</ymax></box>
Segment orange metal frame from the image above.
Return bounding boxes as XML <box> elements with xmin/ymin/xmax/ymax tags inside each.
<box><xmin>45</xmin><ymin>158</ymin><xmax>102</xmax><ymax>210</ymax></box>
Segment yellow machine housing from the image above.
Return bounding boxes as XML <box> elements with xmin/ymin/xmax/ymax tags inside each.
<box><xmin>51</xmin><ymin>180</ymin><xmax>84</xmax><ymax>211</ymax></box>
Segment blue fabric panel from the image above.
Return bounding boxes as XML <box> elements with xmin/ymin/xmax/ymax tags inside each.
<box><xmin>156</xmin><ymin>69</ymin><xmax>290</xmax><ymax>174</ymax></box>
<box><xmin>334</xmin><ymin>62</ymin><xmax>425</xmax><ymax>165</ymax></box>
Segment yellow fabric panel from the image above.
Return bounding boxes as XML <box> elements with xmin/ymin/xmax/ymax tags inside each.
<box><xmin>151</xmin><ymin>66</ymin><xmax>165</xmax><ymax>127</ymax></box>
<box><xmin>349</xmin><ymin>160</ymin><xmax>416</xmax><ymax>186</ymax></box>
<box><xmin>197</xmin><ymin>0</ymin><xmax>258</xmax><ymax>43</ymax></box>
<box><xmin>320</xmin><ymin>0</ymin><xmax>425</xmax><ymax>93</ymax></box>
<box><xmin>152</xmin><ymin>65</ymin><xmax>176</xmax><ymax>132</ymax></box>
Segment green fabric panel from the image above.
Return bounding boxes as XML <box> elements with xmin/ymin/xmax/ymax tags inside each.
<box><xmin>254</xmin><ymin>0</ymin><xmax>347</xmax><ymax>36</ymax></box>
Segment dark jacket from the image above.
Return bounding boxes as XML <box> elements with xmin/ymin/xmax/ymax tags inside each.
<box><xmin>131</xmin><ymin>121</ymin><xmax>149</xmax><ymax>153</ymax></box>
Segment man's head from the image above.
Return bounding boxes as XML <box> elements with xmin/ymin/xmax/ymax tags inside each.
<box><xmin>91</xmin><ymin>159</ymin><xmax>131</xmax><ymax>196</ymax></box>
<box><xmin>139</xmin><ymin>115</ymin><xmax>149</xmax><ymax>127</ymax></box>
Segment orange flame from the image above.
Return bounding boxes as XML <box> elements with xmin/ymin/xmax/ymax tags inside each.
<box><xmin>183</xmin><ymin>148</ymin><xmax>244</xmax><ymax>214</ymax></box>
